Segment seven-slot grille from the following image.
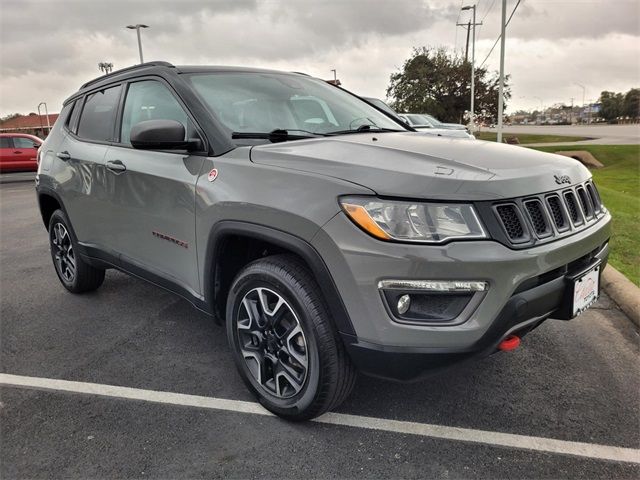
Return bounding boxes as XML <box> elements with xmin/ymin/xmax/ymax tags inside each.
<box><xmin>493</xmin><ymin>180</ymin><xmax>604</xmax><ymax>244</ymax></box>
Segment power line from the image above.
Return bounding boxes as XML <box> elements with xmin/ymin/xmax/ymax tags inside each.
<box><xmin>477</xmin><ymin>0</ymin><xmax>497</xmax><ymax>37</ymax></box>
<box><xmin>454</xmin><ymin>0</ymin><xmax>464</xmax><ymax>53</ymax></box>
<box><xmin>478</xmin><ymin>0</ymin><xmax>521</xmax><ymax>69</ymax></box>
<box><xmin>481</xmin><ymin>0</ymin><xmax>497</xmax><ymax>21</ymax></box>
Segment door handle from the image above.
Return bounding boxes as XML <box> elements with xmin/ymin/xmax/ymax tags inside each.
<box><xmin>13</xmin><ymin>151</ymin><xmax>22</xmax><ymax>154</ymax></box>
<box><xmin>106</xmin><ymin>160</ymin><xmax>126</xmax><ymax>173</ymax></box>
<box><xmin>56</xmin><ymin>151</ymin><xmax>71</xmax><ymax>161</ymax></box>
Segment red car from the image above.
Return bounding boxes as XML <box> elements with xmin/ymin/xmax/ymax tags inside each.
<box><xmin>0</xmin><ymin>133</ymin><xmax>42</xmax><ymax>172</ymax></box>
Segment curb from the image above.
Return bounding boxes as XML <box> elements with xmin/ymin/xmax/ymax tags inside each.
<box><xmin>602</xmin><ymin>265</ymin><xmax>640</xmax><ymax>327</ymax></box>
<box><xmin>0</xmin><ymin>173</ymin><xmax>36</xmax><ymax>184</ymax></box>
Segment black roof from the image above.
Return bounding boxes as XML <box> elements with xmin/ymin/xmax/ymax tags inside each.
<box><xmin>77</xmin><ymin>61</ymin><xmax>309</xmax><ymax>94</ymax></box>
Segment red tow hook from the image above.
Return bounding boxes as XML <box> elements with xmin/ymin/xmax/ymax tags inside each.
<box><xmin>498</xmin><ymin>335</ymin><xmax>521</xmax><ymax>351</ymax></box>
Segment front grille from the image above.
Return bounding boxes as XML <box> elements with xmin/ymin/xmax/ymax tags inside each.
<box><xmin>577</xmin><ymin>186</ymin><xmax>594</xmax><ymax>219</ymax></box>
<box><xmin>587</xmin><ymin>183</ymin><xmax>602</xmax><ymax>214</ymax></box>
<box><xmin>564</xmin><ymin>191</ymin><xmax>581</xmax><ymax>225</ymax></box>
<box><xmin>496</xmin><ymin>204</ymin><xmax>525</xmax><ymax>241</ymax></box>
<box><xmin>546</xmin><ymin>195</ymin><xmax>569</xmax><ymax>231</ymax></box>
<box><xmin>523</xmin><ymin>199</ymin><xmax>551</xmax><ymax>236</ymax></box>
<box><xmin>489</xmin><ymin>180</ymin><xmax>605</xmax><ymax>247</ymax></box>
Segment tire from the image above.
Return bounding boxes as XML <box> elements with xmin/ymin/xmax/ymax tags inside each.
<box><xmin>48</xmin><ymin>209</ymin><xmax>105</xmax><ymax>293</ymax></box>
<box><xmin>226</xmin><ymin>254</ymin><xmax>357</xmax><ymax>421</ymax></box>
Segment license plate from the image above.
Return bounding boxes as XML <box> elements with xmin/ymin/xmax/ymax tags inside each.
<box><xmin>571</xmin><ymin>264</ymin><xmax>600</xmax><ymax>317</ymax></box>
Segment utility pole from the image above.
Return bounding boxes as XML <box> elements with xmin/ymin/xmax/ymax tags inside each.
<box><xmin>330</xmin><ymin>69</ymin><xmax>337</xmax><ymax>82</ymax></box>
<box><xmin>126</xmin><ymin>24</ymin><xmax>149</xmax><ymax>64</ymax></box>
<box><xmin>496</xmin><ymin>0</ymin><xmax>507</xmax><ymax>143</ymax></box>
<box><xmin>459</xmin><ymin>5</ymin><xmax>482</xmax><ymax>132</ymax></box>
<box><xmin>464</xmin><ymin>20</ymin><xmax>471</xmax><ymax>62</ymax></box>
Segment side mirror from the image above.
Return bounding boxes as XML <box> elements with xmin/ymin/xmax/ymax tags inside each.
<box><xmin>130</xmin><ymin>119</ymin><xmax>201</xmax><ymax>151</ymax></box>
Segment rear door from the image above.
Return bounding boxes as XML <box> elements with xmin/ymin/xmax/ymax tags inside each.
<box><xmin>102</xmin><ymin>78</ymin><xmax>205</xmax><ymax>296</ymax></box>
<box><xmin>54</xmin><ymin>85</ymin><xmax>122</xmax><ymax>248</ymax></box>
<box><xmin>0</xmin><ymin>137</ymin><xmax>15</xmax><ymax>171</ymax></box>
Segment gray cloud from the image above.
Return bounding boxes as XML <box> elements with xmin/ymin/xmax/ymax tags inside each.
<box><xmin>1</xmin><ymin>0</ymin><xmax>638</xmax><ymax>114</ymax></box>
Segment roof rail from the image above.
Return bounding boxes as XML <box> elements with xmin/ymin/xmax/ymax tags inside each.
<box><xmin>80</xmin><ymin>61</ymin><xmax>175</xmax><ymax>89</ymax></box>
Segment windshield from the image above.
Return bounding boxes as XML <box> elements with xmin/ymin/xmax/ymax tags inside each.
<box><xmin>187</xmin><ymin>72</ymin><xmax>405</xmax><ymax>141</ymax></box>
<box><xmin>404</xmin><ymin>114</ymin><xmax>433</xmax><ymax>127</ymax></box>
<box><xmin>422</xmin><ymin>114</ymin><xmax>443</xmax><ymax>126</ymax></box>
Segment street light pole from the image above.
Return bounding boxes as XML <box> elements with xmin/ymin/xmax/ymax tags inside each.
<box><xmin>330</xmin><ymin>69</ymin><xmax>337</xmax><ymax>82</ymax></box>
<box><xmin>126</xmin><ymin>24</ymin><xmax>149</xmax><ymax>64</ymax></box>
<box><xmin>496</xmin><ymin>0</ymin><xmax>507</xmax><ymax>143</ymax></box>
<box><xmin>575</xmin><ymin>82</ymin><xmax>586</xmax><ymax>123</ymax></box>
<box><xmin>533</xmin><ymin>96</ymin><xmax>543</xmax><ymax>124</ymax></box>
<box><xmin>37</xmin><ymin>102</ymin><xmax>51</xmax><ymax>135</ymax></box>
<box><xmin>460</xmin><ymin>5</ymin><xmax>482</xmax><ymax>131</ymax></box>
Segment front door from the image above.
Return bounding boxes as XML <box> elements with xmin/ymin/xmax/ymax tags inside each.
<box><xmin>102</xmin><ymin>79</ymin><xmax>205</xmax><ymax>297</ymax></box>
<box><xmin>11</xmin><ymin>136</ymin><xmax>40</xmax><ymax>170</ymax></box>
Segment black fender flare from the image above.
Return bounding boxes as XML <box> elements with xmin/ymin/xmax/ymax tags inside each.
<box><xmin>36</xmin><ymin>186</ymin><xmax>70</xmax><ymax>230</ymax></box>
<box><xmin>204</xmin><ymin>220</ymin><xmax>355</xmax><ymax>335</ymax></box>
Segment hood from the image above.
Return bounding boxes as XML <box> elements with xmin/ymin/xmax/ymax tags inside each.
<box><xmin>413</xmin><ymin>127</ymin><xmax>472</xmax><ymax>139</ymax></box>
<box><xmin>250</xmin><ymin>132</ymin><xmax>590</xmax><ymax>201</ymax></box>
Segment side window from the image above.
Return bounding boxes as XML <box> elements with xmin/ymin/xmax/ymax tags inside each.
<box><xmin>0</xmin><ymin>138</ymin><xmax>12</xmax><ymax>148</ymax></box>
<box><xmin>13</xmin><ymin>137</ymin><xmax>38</xmax><ymax>148</ymax></box>
<box><xmin>77</xmin><ymin>85</ymin><xmax>122</xmax><ymax>142</ymax></box>
<box><xmin>66</xmin><ymin>100</ymin><xmax>81</xmax><ymax>133</ymax></box>
<box><xmin>120</xmin><ymin>80</ymin><xmax>190</xmax><ymax>145</ymax></box>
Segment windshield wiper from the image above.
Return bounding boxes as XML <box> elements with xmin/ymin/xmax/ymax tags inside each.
<box><xmin>326</xmin><ymin>125</ymin><xmax>405</xmax><ymax>135</ymax></box>
<box><xmin>231</xmin><ymin>128</ymin><xmax>326</xmax><ymax>143</ymax></box>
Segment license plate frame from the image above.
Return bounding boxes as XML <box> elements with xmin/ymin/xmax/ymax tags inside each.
<box><xmin>570</xmin><ymin>262</ymin><xmax>601</xmax><ymax>317</ymax></box>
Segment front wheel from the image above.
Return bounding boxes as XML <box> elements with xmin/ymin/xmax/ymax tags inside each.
<box><xmin>48</xmin><ymin>209</ymin><xmax>105</xmax><ymax>293</ymax></box>
<box><xmin>226</xmin><ymin>254</ymin><xmax>356</xmax><ymax>421</ymax></box>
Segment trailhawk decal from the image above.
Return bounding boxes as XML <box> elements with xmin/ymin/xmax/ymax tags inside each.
<box><xmin>152</xmin><ymin>231</ymin><xmax>189</xmax><ymax>249</ymax></box>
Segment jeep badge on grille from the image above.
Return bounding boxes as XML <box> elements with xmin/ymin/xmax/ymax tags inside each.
<box><xmin>554</xmin><ymin>174</ymin><xmax>571</xmax><ymax>185</ymax></box>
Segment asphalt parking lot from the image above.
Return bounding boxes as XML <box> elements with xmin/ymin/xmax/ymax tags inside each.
<box><xmin>1</xmin><ymin>181</ymin><xmax>639</xmax><ymax>479</ymax></box>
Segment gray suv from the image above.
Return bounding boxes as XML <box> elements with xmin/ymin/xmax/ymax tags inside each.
<box><xmin>36</xmin><ymin>62</ymin><xmax>611</xmax><ymax>420</ymax></box>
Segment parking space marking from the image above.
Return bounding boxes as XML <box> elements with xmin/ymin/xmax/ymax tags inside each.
<box><xmin>2</xmin><ymin>372</ymin><xmax>639</xmax><ymax>465</ymax></box>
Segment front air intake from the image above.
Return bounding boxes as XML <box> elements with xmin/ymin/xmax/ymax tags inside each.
<box><xmin>563</xmin><ymin>191</ymin><xmax>582</xmax><ymax>226</ymax></box>
<box><xmin>546</xmin><ymin>195</ymin><xmax>569</xmax><ymax>232</ymax></box>
<box><xmin>495</xmin><ymin>204</ymin><xmax>527</xmax><ymax>241</ymax></box>
<box><xmin>523</xmin><ymin>199</ymin><xmax>551</xmax><ymax>237</ymax></box>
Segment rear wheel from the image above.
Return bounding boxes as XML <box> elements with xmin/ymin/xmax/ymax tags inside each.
<box><xmin>226</xmin><ymin>254</ymin><xmax>356</xmax><ymax>421</ymax></box>
<box><xmin>48</xmin><ymin>209</ymin><xmax>105</xmax><ymax>293</ymax></box>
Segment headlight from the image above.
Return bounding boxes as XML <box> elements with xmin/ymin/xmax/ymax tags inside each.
<box><xmin>340</xmin><ymin>196</ymin><xmax>487</xmax><ymax>243</ymax></box>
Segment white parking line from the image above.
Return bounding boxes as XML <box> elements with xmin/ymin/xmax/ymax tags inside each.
<box><xmin>2</xmin><ymin>372</ymin><xmax>639</xmax><ymax>465</ymax></box>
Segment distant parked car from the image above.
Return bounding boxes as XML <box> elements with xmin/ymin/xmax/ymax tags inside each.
<box><xmin>359</xmin><ymin>99</ymin><xmax>474</xmax><ymax>139</ymax></box>
<box><xmin>419</xmin><ymin>113</ymin><xmax>468</xmax><ymax>131</ymax></box>
<box><xmin>399</xmin><ymin>114</ymin><xmax>474</xmax><ymax>139</ymax></box>
<box><xmin>0</xmin><ymin>133</ymin><xmax>42</xmax><ymax>172</ymax></box>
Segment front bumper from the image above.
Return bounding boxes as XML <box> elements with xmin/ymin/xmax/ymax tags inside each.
<box><xmin>312</xmin><ymin>210</ymin><xmax>611</xmax><ymax>380</ymax></box>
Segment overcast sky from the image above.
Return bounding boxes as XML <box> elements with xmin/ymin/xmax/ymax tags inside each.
<box><xmin>1</xmin><ymin>0</ymin><xmax>638</xmax><ymax>115</ymax></box>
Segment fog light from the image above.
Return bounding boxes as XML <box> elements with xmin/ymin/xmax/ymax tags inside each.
<box><xmin>397</xmin><ymin>294</ymin><xmax>411</xmax><ymax>315</ymax></box>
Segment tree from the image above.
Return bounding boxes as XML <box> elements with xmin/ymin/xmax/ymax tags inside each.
<box><xmin>386</xmin><ymin>47</ymin><xmax>510</xmax><ymax>123</ymax></box>
<box><xmin>0</xmin><ymin>113</ymin><xmax>21</xmax><ymax>123</ymax></box>
<box><xmin>623</xmin><ymin>88</ymin><xmax>640</xmax><ymax>118</ymax></box>
<box><xmin>599</xmin><ymin>91</ymin><xmax>624</xmax><ymax>121</ymax></box>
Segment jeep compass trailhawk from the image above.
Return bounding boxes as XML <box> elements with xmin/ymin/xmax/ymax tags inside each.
<box><xmin>36</xmin><ymin>62</ymin><xmax>611</xmax><ymax>420</ymax></box>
